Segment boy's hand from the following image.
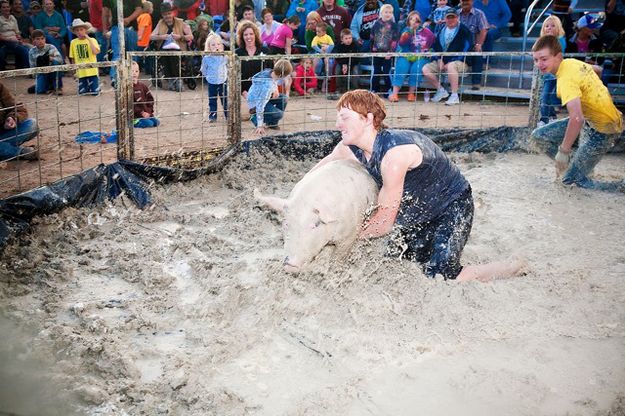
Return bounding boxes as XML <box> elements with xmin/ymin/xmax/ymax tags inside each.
<box><xmin>141</xmin><ymin>111</ymin><xmax>151</xmax><ymax>118</ymax></box>
<box><xmin>342</xmin><ymin>64</ymin><xmax>348</xmax><ymax>75</ymax></box>
<box><xmin>555</xmin><ymin>146</ymin><xmax>571</xmax><ymax>177</ymax></box>
<box><xmin>272</xmin><ymin>90</ymin><xmax>279</xmax><ymax>99</ymax></box>
<box><xmin>254</xmin><ymin>126</ymin><xmax>266</xmax><ymax>136</ymax></box>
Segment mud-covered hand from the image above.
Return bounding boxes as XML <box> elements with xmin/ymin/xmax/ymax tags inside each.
<box><xmin>555</xmin><ymin>146</ymin><xmax>571</xmax><ymax>177</ymax></box>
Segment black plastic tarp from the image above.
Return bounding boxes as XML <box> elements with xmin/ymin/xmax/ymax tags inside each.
<box><xmin>0</xmin><ymin>126</ymin><xmax>611</xmax><ymax>252</ymax></box>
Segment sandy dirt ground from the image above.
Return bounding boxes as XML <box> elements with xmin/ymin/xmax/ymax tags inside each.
<box><xmin>0</xmin><ymin>74</ymin><xmax>530</xmax><ymax>198</ymax></box>
<box><xmin>1</xmin><ymin>143</ymin><xmax>624</xmax><ymax>415</ymax></box>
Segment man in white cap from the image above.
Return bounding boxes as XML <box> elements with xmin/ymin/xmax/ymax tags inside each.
<box><xmin>421</xmin><ymin>8</ymin><xmax>473</xmax><ymax>105</ymax></box>
<box><xmin>69</xmin><ymin>18</ymin><xmax>101</xmax><ymax>95</ymax></box>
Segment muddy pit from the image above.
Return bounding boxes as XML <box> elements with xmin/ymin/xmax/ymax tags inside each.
<box><xmin>1</xmin><ymin>148</ymin><xmax>624</xmax><ymax>416</ymax></box>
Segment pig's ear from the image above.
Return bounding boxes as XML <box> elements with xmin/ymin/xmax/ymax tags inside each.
<box><xmin>314</xmin><ymin>207</ymin><xmax>336</xmax><ymax>224</ymax></box>
<box><xmin>255</xmin><ymin>188</ymin><xmax>288</xmax><ymax>213</ymax></box>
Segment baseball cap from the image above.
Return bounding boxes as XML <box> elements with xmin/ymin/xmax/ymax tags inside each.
<box><xmin>576</xmin><ymin>14</ymin><xmax>602</xmax><ymax>30</ymax></box>
<box><xmin>30</xmin><ymin>1</ymin><xmax>41</xmax><ymax>9</ymax></box>
<box><xmin>445</xmin><ymin>8</ymin><xmax>458</xmax><ymax>17</ymax></box>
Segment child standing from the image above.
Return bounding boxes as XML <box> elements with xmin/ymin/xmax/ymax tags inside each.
<box><xmin>136</xmin><ymin>1</ymin><xmax>153</xmax><ymax>71</ymax></box>
<box><xmin>426</xmin><ymin>0</ymin><xmax>452</xmax><ymax>34</ymax></box>
<box><xmin>136</xmin><ymin>1</ymin><xmax>154</xmax><ymax>51</ymax></box>
<box><xmin>389</xmin><ymin>11</ymin><xmax>434</xmax><ymax>102</ymax></box>
<box><xmin>193</xmin><ymin>15</ymin><xmax>213</xmax><ymax>51</ymax></box>
<box><xmin>28</xmin><ymin>29</ymin><xmax>64</xmax><ymax>95</ymax></box>
<box><xmin>200</xmin><ymin>33</ymin><xmax>228</xmax><ymax>123</ymax></box>
<box><xmin>131</xmin><ymin>61</ymin><xmax>160</xmax><ymax>128</ymax></box>
<box><xmin>247</xmin><ymin>58</ymin><xmax>293</xmax><ymax>135</ymax></box>
<box><xmin>370</xmin><ymin>4</ymin><xmax>399</xmax><ymax>95</ymax></box>
<box><xmin>333</xmin><ymin>28</ymin><xmax>360</xmax><ymax>98</ymax></box>
<box><xmin>538</xmin><ymin>15</ymin><xmax>566</xmax><ymax>126</ymax></box>
<box><xmin>68</xmin><ymin>19</ymin><xmax>100</xmax><ymax>96</ymax></box>
<box><xmin>293</xmin><ymin>57</ymin><xmax>318</xmax><ymax>96</ymax></box>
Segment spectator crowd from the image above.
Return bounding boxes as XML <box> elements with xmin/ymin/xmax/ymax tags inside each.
<box><xmin>0</xmin><ymin>0</ymin><xmax>623</xmax><ymax>127</ymax></box>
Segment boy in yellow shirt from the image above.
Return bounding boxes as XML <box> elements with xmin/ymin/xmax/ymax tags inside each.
<box><xmin>68</xmin><ymin>19</ymin><xmax>101</xmax><ymax>96</ymax></box>
<box><xmin>531</xmin><ymin>35</ymin><xmax>624</xmax><ymax>192</ymax></box>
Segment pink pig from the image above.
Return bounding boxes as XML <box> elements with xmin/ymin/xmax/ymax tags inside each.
<box><xmin>255</xmin><ymin>159</ymin><xmax>378</xmax><ymax>273</ymax></box>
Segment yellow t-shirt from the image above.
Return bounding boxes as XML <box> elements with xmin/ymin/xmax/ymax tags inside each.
<box><xmin>556</xmin><ymin>58</ymin><xmax>623</xmax><ymax>134</ymax></box>
<box><xmin>311</xmin><ymin>34</ymin><xmax>334</xmax><ymax>48</ymax></box>
<box><xmin>69</xmin><ymin>37</ymin><xmax>100</xmax><ymax>79</ymax></box>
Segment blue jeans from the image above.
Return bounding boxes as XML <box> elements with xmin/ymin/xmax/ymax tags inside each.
<box><xmin>94</xmin><ymin>30</ymin><xmax>109</xmax><ymax>71</ymax></box>
<box><xmin>531</xmin><ymin>118</ymin><xmax>623</xmax><ymax>191</ymax></box>
<box><xmin>134</xmin><ymin>117</ymin><xmax>160</xmax><ymax>128</ymax></box>
<box><xmin>483</xmin><ymin>27</ymin><xmax>502</xmax><ymax>52</ymax></box>
<box><xmin>392</xmin><ymin>57</ymin><xmax>426</xmax><ymax>88</ymax></box>
<box><xmin>208</xmin><ymin>82</ymin><xmax>228</xmax><ymax>120</ymax></box>
<box><xmin>387</xmin><ymin>187</ymin><xmax>474</xmax><ymax>279</ymax></box>
<box><xmin>78</xmin><ymin>75</ymin><xmax>100</xmax><ymax>95</ymax></box>
<box><xmin>251</xmin><ymin>94</ymin><xmax>288</xmax><ymax>127</ymax></box>
<box><xmin>540</xmin><ymin>74</ymin><xmax>560</xmax><ymax>122</ymax></box>
<box><xmin>0</xmin><ymin>119</ymin><xmax>39</xmax><ymax>160</ymax></box>
<box><xmin>35</xmin><ymin>72</ymin><xmax>63</xmax><ymax>93</ymax></box>
<box><xmin>0</xmin><ymin>40</ymin><xmax>30</xmax><ymax>69</ymax></box>
<box><xmin>110</xmin><ymin>26</ymin><xmax>138</xmax><ymax>84</ymax></box>
<box><xmin>471</xmin><ymin>28</ymin><xmax>501</xmax><ymax>86</ymax></box>
<box><xmin>372</xmin><ymin>56</ymin><xmax>393</xmax><ymax>93</ymax></box>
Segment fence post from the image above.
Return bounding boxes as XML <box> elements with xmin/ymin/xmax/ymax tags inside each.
<box><xmin>228</xmin><ymin>55</ymin><xmax>242</xmax><ymax>144</ymax></box>
<box><xmin>115</xmin><ymin>0</ymin><xmax>130</xmax><ymax>160</ymax></box>
<box><xmin>528</xmin><ymin>65</ymin><xmax>541</xmax><ymax>129</ymax></box>
<box><xmin>126</xmin><ymin>57</ymin><xmax>135</xmax><ymax>160</ymax></box>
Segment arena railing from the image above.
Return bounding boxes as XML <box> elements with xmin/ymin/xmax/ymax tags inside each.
<box><xmin>1</xmin><ymin>50</ymin><xmax>623</xmax><ymax>199</ymax></box>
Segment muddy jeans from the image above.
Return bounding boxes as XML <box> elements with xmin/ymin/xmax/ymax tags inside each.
<box><xmin>387</xmin><ymin>187</ymin><xmax>474</xmax><ymax>280</ymax></box>
<box><xmin>531</xmin><ymin>118</ymin><xmax>623</xmax><ymax>191</ymax></box>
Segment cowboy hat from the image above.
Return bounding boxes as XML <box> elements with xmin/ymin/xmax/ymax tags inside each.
<box><xmin>71</xmin><ymin>18</ymin><xmax>94</xmax><ymax>32</ymax></box>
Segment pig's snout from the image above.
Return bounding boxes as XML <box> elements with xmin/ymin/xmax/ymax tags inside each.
<box><xmin>283</xmin><ymin>256</ymin><xmax>301</xmax><ymax>273</ymax></box>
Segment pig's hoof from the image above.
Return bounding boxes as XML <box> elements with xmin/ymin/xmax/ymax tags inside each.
<box><xmin>253</xmin><ymin>188</ymin><xmax>263</xmax><ymax>200</ymax></box>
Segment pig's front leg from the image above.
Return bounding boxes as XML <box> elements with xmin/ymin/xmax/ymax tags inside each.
<box><xmin>254</xmin><ymin>188</ymin><xmax>288</xmax><ymax>214</ymax></box>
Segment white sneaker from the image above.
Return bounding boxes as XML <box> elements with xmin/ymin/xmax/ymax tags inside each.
<box><xmin>445</xmin><ymin>93</ymin><xmax>460</xmax><ymax>105</ymax></box>
<box><xmin>431</xmin><ymin>88</ymin><xmax>449</xmax><ymax>103</ymax></box>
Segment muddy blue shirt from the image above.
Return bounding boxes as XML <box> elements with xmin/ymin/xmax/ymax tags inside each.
<box><xmin>349</xmin><ymin>129</ymin><xmax>469</xmax><ymax>226</ymax></box>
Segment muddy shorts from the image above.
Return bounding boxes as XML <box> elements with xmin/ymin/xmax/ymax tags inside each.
<box><xmin>387</xmin><ymin>187</ymin><xmax>474</xmax><ymax>280</ymax></box>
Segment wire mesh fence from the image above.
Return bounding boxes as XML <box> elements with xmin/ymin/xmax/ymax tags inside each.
<box><xmin>0</xmin><ymin>50</ymin><xmax>623</xmax><ymax>198</ymax></box>
<box><xmin>0</xmin><ymin>62</ymin><xmax>118</xmax><ymax>198</ymax></box>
